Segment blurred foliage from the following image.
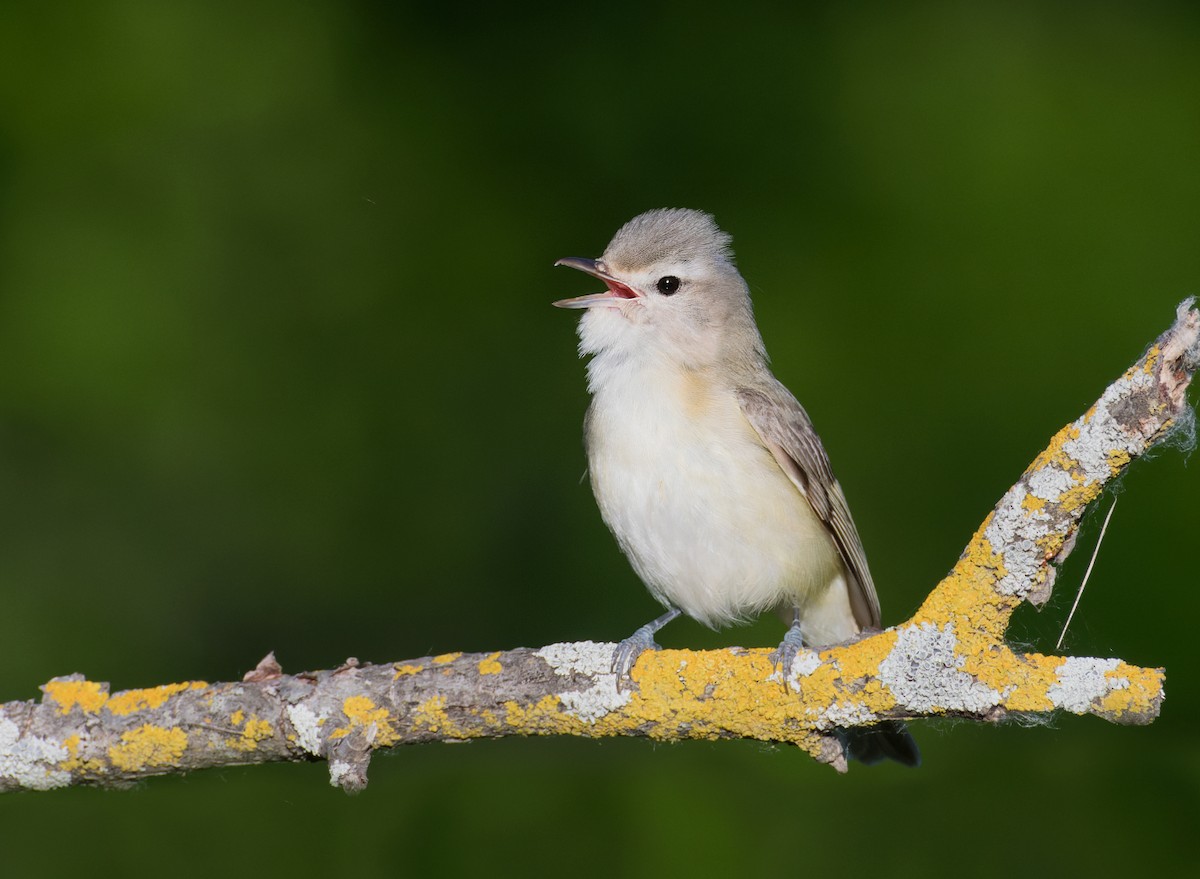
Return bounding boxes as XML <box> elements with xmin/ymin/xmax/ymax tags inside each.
<box><xmin>0</xmin><ymin>1</ymin><xmax>1197</xmax><ymax>876</ymax></box>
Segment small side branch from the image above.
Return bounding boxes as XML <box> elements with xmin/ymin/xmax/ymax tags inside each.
<box><xmin>2</xmin><ymin>300</ymin><xmax>1196</xmax><ymax>792</ymax></box>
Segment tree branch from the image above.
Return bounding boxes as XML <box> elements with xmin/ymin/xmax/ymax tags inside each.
<box><xmin>3</xmin><ymin>300</ymin><xmax>1196</xmax><ymax>792</ymax></box>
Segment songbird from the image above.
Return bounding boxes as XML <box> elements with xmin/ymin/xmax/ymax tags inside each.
<box><xmin>553</xmin><ymin>208</ymin><xmax>918</xmax><ymax>766</ymax></box>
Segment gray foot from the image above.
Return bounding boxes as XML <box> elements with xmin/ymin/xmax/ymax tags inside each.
<box><xmin>769</xmin><ymin>624</ymin><xmax>806</xmax><ymax>680</ymax></box>
<box><xmin>610</xmin><ymin>607</ymin><xmax>681</xmax><ymax>682</ymax></box>
<box><xmin>611</xmin><ymin>625</ymin><xmax>662</xmax><ymax>679</ymax></box>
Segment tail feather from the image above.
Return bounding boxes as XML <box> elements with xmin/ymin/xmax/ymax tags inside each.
<box><xmin>845</xmin><ymin>721</ymin><xmax>920</xmax><ymax>767</ymax></box>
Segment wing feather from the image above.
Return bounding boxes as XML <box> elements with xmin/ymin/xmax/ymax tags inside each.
<box><xmin>736</xmin><ymin>384</ymin><xmax>881</xmax><ymax>629</ymax></box>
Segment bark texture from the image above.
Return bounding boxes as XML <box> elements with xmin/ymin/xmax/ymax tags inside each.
<box><xmin>3</xmin><ymin>300</ymin><xmax>1196</xmax><ymax>792</ymax></box>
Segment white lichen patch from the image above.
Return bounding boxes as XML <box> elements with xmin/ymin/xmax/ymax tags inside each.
<box><xmin>1064</xmin><ymin>372</ymin><xmax>1155</xmax><ymax>484</ymax></box>
<box><xmin>536</xmin><ymin>641</ymin><xmax>631</xmax><ymax>723</ymax></box>
<box><xmin>982</xmin><ymin>354</ymin><xmax>1162</xmax><ymax>602</ymax></box>
<box><xmin>792</xmin><ymin>650</ymin><xmax>823</xmax><ymax>678</ymax></box>
<box><xmin>817</xmin><ymin>701</ymin><xmax>878</xmax><ymax>729</ymax></box>
<box><xmin>879</xmin><ymin>623</ymin><xmax>1002</xmax><ymax>714</ymax></box>
<box><xmin>558</xmin><ymin>687</ymin><xmax>630</xmax><ymax>724</ymax></box>
<box><xmin>1047</xmin><ymin>657</ymin><xmax>1122</xmax><ymax>713</ymax></box>
<box><xmin>328</xmin><ymin>759</ymin><xmax>354</xmax><ymax>789</ymax></box>
<box><xmin>1026</xmin><ymin>466</ymin><xmax>1076</xmax><ymax>503</ymax></box>
<box><xmin>285</xmin><ymin>703</ymin><xmax>324</xmax><ymax>756</ymax></box>
<box><xmin>0</xmin><ymin>716</ymin><xmax>70</xmax><ymax>791</ymax></box>
<box><xmin>537</xmin><ymin>641</ymin><xmax>616</xmax><ymax>677</ymax></box>
<box><xmin>774</xmin><ymin>649</ymin><xmax>823</xmax><ymax>692</ymax></box>
<box><xmin>996</xmin><ymin>539</ymin><xmax>1042</xmax><ymax>598</ymax></box>
<box><xmin>985</xmin><ymin>485</ymin><xmax>1055</xmax><ymax>598</ymax></box>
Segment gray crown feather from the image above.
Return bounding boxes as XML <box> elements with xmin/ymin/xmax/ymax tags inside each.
<box><xmin>603</xmin><ymin>208</ymin><xmax>736</xmax><ymax>270</ymax></box>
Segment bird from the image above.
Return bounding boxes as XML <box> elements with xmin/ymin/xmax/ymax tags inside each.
<box><xmin>553</xmin><ymin>208</ymin><xmax>918</xmax><ymax>767</ymax></box>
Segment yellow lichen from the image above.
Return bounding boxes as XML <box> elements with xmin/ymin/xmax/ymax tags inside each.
<box><xmin>1096</xmin><ymin>666</ymin><xmax>1164</xmax><ymax>720</ymax></box>
<box><xmin>1021</xmin><ymin>493</ymin><xmax>1047</xmax><ymax>513</ymax></box>
<box><xmin>106</xmin><ymin>681</ymin><xmax>208</xmax><ymax>716</ymax></box>
<box><xmin>108</xmin><ymin>724</ymin><xmax>188</xmax><ymax>772</ymax></box>
<box><xmin>502</xmin><ymin>695</ymin><xmax>565</xmax><ymax>733</ymax></box>
<box><xmin>411</xmin><ymin>695</ymin><xmax>459</xmax><ymax>736</ymax></box>
<box><xmin>1141</xmin><ymin>345</ymin><xmax>1161</xmax><ymax>375</ymax></box>
<box><xmin>1107</xmin><ymin>449</ymin><xmax>1132</xmax><ymax>473</ymax></box>
<box><xmin>1059</xmin><ymin>481</ymin><xmax>1102</xmax><ymax>513</ymax></box>
<box><xmin>343</xmin><ymin>695</ymin><xmax>388</xmax><ymax>725</ymax></box>
<box><xmin>483</xmin><ymin>639</ymin><xmax>1161</xmax><ymax>754</ymax></box>
<box><xmin>1027</xmin><ymin>423</ymin><xmax>1082</xmax><ymax>474</ymax></box>
<box><xmin>43</xmin><ymin>679</ymin><xmax>109</xmax><ymax>715</ymax></box>
<box><xmin>432</xmin><ymin>652</ymin><xmax>462</xmax><ymax>665</ymax></box>
<box><xmin>59</xmin><ymin>734</ymin><xmax>81</xmax><ymax>771</ymax></box>
<box><xmin>57</xmin><ymin>733</ymin><xmax>107</xmax><ymax>775</ymax></box>
<box><xmin>245</xmin><ymin>718</ymin><xmax>272</xmax><ymax>740</ymax></box>
<box><xmin>618</xmin><ymin>648</ymin><xmax>849</xmax><ymax>745</ymax></box>
<box><xmin>393</xmin><ymin>663</ymin><xmax>424</xmax><ymax>678</ymax></box>
<box><xmin>229</xmin><ymin>716</ymin><xmax>274</xmax><ymax>751</ymax></box>
<box><xmin>477</xmin><ymin>653</ymin><xmax>503</xmax><ymax>675</ymax></box>
<box><xmin>328</xmin><ymin>695</ymin><xmax>400</xmax><ymax>746</ymax></box>
<box><xmin>910</xmin><ymin>525</ymin><xmax>1016</xmax><ymax>641</ymax></box>
<box><xmin>831</xmin><ymin>631</ymin><xmax>897</xmax><ymax>686</ymax></box>
<box><xmin>230</xmin><ymin>709</ymin><xmax>245</xmax><ymax>725</ymax></box>
<box><xmin>960</xmin><ymin>648</ymin><xmax>1039</xmax><ymax>710</ymax></box>
<box><xmin>960</xmin><ymin>529</ymin><xmax>1007</xmax><ymax>579</ymax></box>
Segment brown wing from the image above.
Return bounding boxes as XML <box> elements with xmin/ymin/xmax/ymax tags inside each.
<box><xmin>736</xmin><ymin>384</ymin><xmax>881</xmax><ymax>629</ymax></box>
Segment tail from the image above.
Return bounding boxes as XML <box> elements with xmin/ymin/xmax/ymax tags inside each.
<box><xmin>845</xmin><ymin>721</ymin><xmax>920</xmax><ymax>767</ymax></box>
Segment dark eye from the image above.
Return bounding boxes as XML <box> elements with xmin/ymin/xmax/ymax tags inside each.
<box><xmin>656</xmin><ymin>275</ymin><xmax>681</xmax><ymax>295</ymax></box>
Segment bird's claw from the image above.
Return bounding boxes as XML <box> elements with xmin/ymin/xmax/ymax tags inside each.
<box><xmin>611</xmin><ymin>625</ymin><xmax>663</xmax><ymax>685</ymax></box>
<box><xmin>769</xmin><ymin>625</ymin><xmax>806</xmax><ymax>690</ymax></box>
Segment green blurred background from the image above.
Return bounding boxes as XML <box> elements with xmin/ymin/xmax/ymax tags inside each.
<box><xmin>1</xmin><ymin>1</ymin><xmax>1197</xmax><ymax>875</ymax></box>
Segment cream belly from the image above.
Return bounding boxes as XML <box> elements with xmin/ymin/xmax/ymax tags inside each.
<box><xmin>585</xmin><ymin>363</ymin><xmax>845</xmax><ymax>631</ymax></box>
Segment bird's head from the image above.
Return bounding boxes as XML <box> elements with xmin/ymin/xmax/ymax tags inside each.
<box><xmin>554</xmin><ymin>208</ymin><xmax>764</xmax><ymax>372</ymax></box>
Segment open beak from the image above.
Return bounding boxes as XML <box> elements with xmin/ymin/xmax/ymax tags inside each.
<box><xmin>553</xmin><ymin>257</ymin><xmax>641</xmax><ymax>309</ymax></box>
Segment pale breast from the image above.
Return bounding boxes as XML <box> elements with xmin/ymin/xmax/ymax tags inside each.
<box><xmin>585</xmin><ymin>364</ymin><xmax>843</xmax><ymax>629</ymax></box>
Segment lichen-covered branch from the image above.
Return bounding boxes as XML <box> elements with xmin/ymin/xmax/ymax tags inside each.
<box><xmin>3</xmin><ymin>300</ymin><xmax>1196</xmax><ymax>792</ymax></box>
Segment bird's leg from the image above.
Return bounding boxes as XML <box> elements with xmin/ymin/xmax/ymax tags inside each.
<box><xmin>769</xmin><ymin>607</ymin><xmax>806</xmax><ymax>681</ymax></box>
<box><xmin>611</xmin><ymin>607</ymin><xmax>682</xmax><ymax>681</ymax></box>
